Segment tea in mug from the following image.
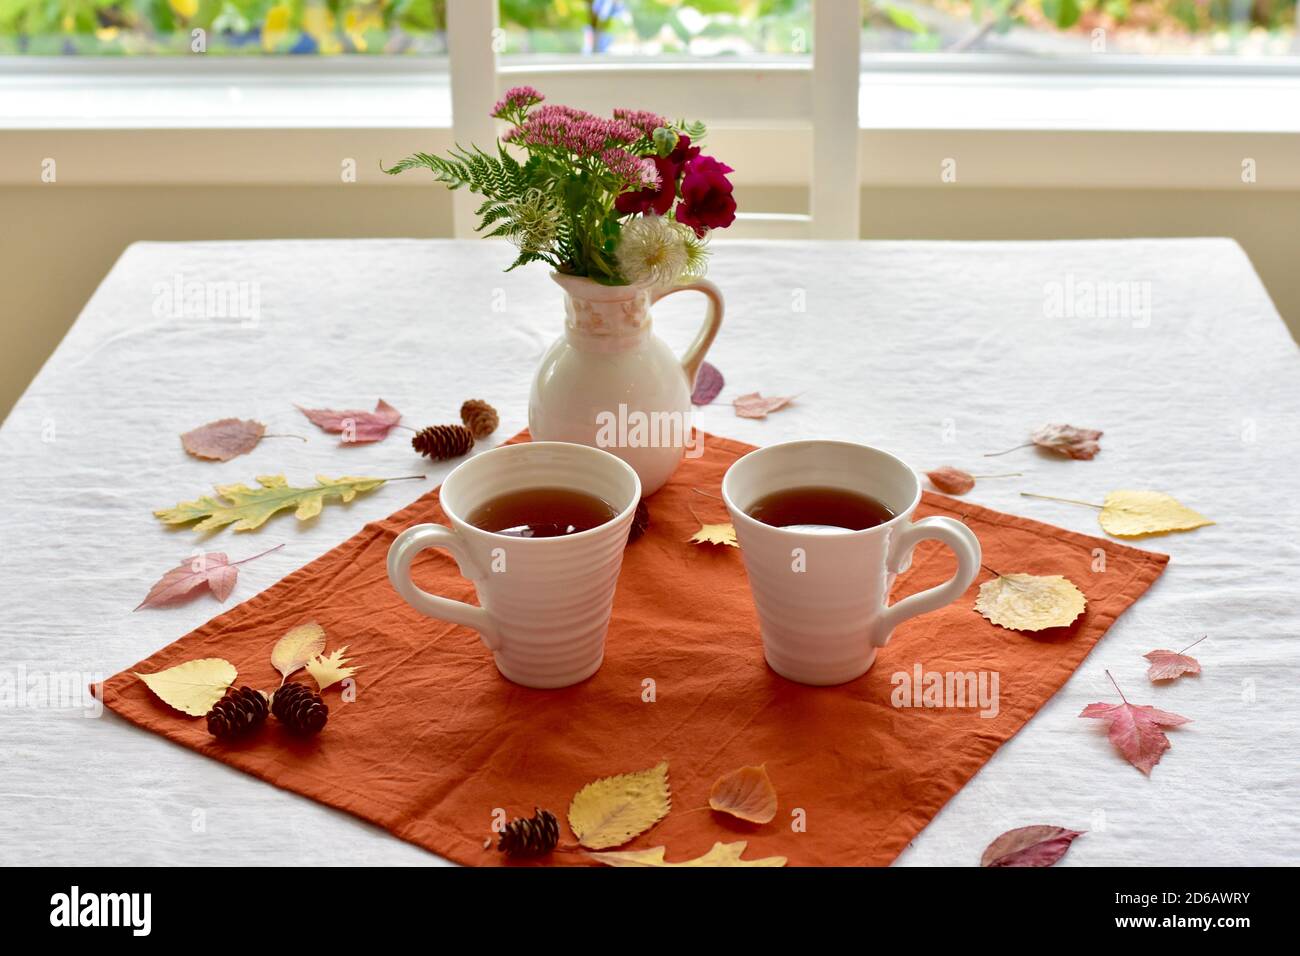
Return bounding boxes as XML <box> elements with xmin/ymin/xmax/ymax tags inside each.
<box><xmin>746</xmin><ymin>485</ymin><xmax>894</xmax><ymax>533</ymax></box>
<box><xmin>467</xmin><ymin>487</ymin><xmax>618</xmax><ymax>538</ymax></box>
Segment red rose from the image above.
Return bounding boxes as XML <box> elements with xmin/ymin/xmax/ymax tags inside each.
<box><xmin>675</xmin><ymin>155</ymin><xmax>736</xmax><ymax>235</ymax></box>
<box><xmin>614</xmin><ymin>154</ymin><xmax>677</xmax><ymax>216</ymax></box>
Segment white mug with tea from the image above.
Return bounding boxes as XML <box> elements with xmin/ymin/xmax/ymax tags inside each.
<box><xmin>722</xmin><ymin>440</ymin><xmax>981</xmax><ymax>686</ymax></box>
<box><xmin>387</xmin><ymin>441</ymin><xmax>641</xmax><ymax>689</ymax></box>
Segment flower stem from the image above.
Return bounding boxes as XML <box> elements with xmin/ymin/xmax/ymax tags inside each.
<box><xmin>1020</xmin><ymin>491</ymin><xmax>1103</xmax><ymax>509</ymax></box>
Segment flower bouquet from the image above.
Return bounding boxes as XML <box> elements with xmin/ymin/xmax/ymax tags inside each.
<box><xmin>384</xmin><ymin>86</ymin><xmax>737</xmax><ymax>285</ymax></box>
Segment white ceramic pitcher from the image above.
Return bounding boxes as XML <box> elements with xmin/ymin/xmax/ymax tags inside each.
<box><xmin>528</xmin><ymin>272</ymin><xmax>723</xmax><ymax>496</ymax></box>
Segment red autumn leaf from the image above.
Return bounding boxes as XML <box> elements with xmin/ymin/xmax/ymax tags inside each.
<box><xmin>134</xmin><ymin>544</ymin><xmax>283</xmax><ymax>611</ymax></box>
<box><xmin>926</xmin><ymin>466</ymin><xmax>975</xmax><ymax>495</ymax></box>
<box><xmin>298</xmin><ymin>399</ymin><xmax>402</xmax><ymax>444</ymax></box>
<box><xmin>980</xmin><ymin>825</ymin><xmax>1085</xmax><ymax>867</ymax></box>
<box><xmin>182</xmin><ymin>418</ymin><xmax>266</xmax><ymax>461</ymax></box>
<box><xmin>1145</xmin><ymin>650</ymin><xmax>1202</xmax><ymax>682</ymax></box>
<box><xmin>1080</xmin><ymin>674</ymin><xmax>1191</xmax><ymax>775</ymax></box>
<box><xmin>733</xmin><ymin>392</ymin><xmax>793</xmax><ymax>420</ymax></box>
<box><xmin>1030</xmin><ymin>423</ymin><xmax>1103</xmax><ymax>460</ymax></box>
<box><xmin>691</xmin><ymin>361</ymin><xmax>724</xmax><ymax>406</ymax></box>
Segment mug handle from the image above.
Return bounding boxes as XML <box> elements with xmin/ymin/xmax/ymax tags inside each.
<box><xmin>871</xmin><ymin>517</ymin><xmax>982</xmax><ymax>648</ymax></box>
<box><xmin>387</xmin><ymin>523</ymin><xmax>501</xmax><ymax>652</ymax></box>
<box><xmin>651</xmin><ymin>279</ymin><xmax>724</xmax><ymax>388</ymax></box>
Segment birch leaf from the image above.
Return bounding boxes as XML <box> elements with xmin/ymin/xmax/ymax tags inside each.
<box><xmin>182</xmin><ymin>418</ymin><xmax>266</xmax><ymax>462</ymax></box>
<box><xmin>1099</xmin><ymin>490</ymin><xmax>1213</xmax><ymax>538</ymax></box>
<box><xmin>689</xmin><ymin>522</ymin><xmax>738</xmax><ymax>548</ymax></box>
<box><xmin>307</xmin><ymin>645</ymin><xmax>359</xmax><ymax>691</ymax></box>
<box><xmin>135</xmin><ymin>658</ymin><xmax>237</xmax><ymax>716</ymax></box>
<box><xmin>588</xmin><ymin>841</ymin><xmax>786</xmax><ymax>868</ymax></box>
<box><xmin>271</xmin><ymin>622</ymin><xmax>326</xmax><ymax>683</ymax></box>
<box><xmin>975</xmin><ymin>573</ymin><xmax>1086</xmax><ymax>631</ymax></box>
<box><xmin>568</xmin><ymin>761</ymin><xmax>671</xmax><ymax>850</ymax></box>
<box><xmin>926</xmin><ymin>466</ymin><xmax>975</xmax><ymax>495</ymax></box>
<box><xmin>154</xmin><ymin>474</ymin><xmax>390</xmax><ymax>533</ymax></box>
<box><xmin>709</xmin><ymin>764</ymin><xmax>778</xmax><ymax>824</ymax></box>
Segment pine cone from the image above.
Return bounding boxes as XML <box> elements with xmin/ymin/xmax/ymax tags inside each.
<box><xmin>206</xmin><ymin>686</ymin><xmax>268</xmax><ymax>739</ymax></box>
<box><xmin>497</xmin><ymin>807</ymin><xmax>560</xmax><ymax>858</ymax></box>
<box><xmin>412</xmin><ymin>424</ymin><xmax>474</xmax><ymax>461</ymax></box>
<box><xmin>460</xmin><ymin>399</ymin><xmax>499</xmax><ymax>439</ymax></box>
<box><xmin>272</xmin><ymin>682</ymin><xmax>328</xmax><ymax>736</ymax></box>
<box><xmin>627</xmin><ymin>499</ymin><xmax>650</xmax><ymax>545</ymax></box>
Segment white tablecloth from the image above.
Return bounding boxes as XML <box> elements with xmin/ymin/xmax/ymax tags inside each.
<box><xmin>2</xmin><ymin>238</ymin><xmax>1296</xmax><ymax>867</ymax></box>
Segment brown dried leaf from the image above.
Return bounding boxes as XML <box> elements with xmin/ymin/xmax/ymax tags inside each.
<box><xmin>926</xmin><ymin>466</ymin><xmax>976</xmax><ymax>495</ymax></box>
<box><xmin>182</xmin><ymin>418</ymin><xmax>266</xmax><ymax>462</ymax></box>
<box><xmin>1031</xmin><ymin>423</ymin><xmax>1103</xmax><ymax>460</ymax></box>
<box><xmin>981</xmin><ymin>826</ymin><xmax>1085</xmax><ymax>867</ymax></box>
<box><xmin>709</xmin><ymin>764</ymin><xmax>778</xmax><ymax>824</ymax></box>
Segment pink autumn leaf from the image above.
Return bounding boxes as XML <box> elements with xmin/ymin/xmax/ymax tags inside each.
<box><xmin>1030</xmin><ymin>423</ymin><xmax>1103</xmax><ymax>460</ymax></box>
<box><xmin>733</xmin><ymin>392</ymin><xmax>794</xmax><ymax>420</ymax></box>
<box><xmin>981</xmin><ymin>825</ymin><xmax>1085</xmax><ymax>867</ymax></box>
<box><xmin>691</xmin><ymin>361</ymin><xmax>724</xmax><ymax>406</ymax></box>
<box><xmin>926</xmin><ymin>466</ymin><xmax>976</xmax><ymax>495</ymax></box>
<box><xmin>134</xmin><ymin>544</ymin><xmax>283</xmax><ymax>611</ymax></box>
<box><xmin>1080</xmin><ymin>672</ymin><xmax>1191</xmax><ymax>776</ymax></box>
<box><xmin>1144</xmin><ymin>642</ymin><xmax>1204</xmax><ymax>683</ymax></box>
<box><xmin>298</xmin><ymin>399</ymin><xmax>402</xmax><ymax>444</ymax></box>
<box><xmin>181</xmin><ymin>418</ymin><xmax>266</xmax><ymax>462</ymax></box>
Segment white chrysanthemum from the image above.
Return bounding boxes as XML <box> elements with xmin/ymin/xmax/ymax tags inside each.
<box><xmin>615</xmin><ymin>215</ymin><xmax>707</xmax><ymax>286</ymax></box>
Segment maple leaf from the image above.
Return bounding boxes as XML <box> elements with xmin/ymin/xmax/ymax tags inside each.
<box><xmin>135</xmin><ymin>658</ymin><xmax>236</xmax><ymax>716</ymax></box>
<box><xmin>297</xmin><ymin>399</ymin><xmax>403</xmax><ymax>444</ymax></box>
<box><xmin>987</xmin><ymin>424</ymin><xmax>1102</xmax><ymax>459</ymax></box>
<box><xmin>568</xmin><ymin>761</ymin><xmax>671</xmax><ymax>850</ymax></box>
<box><xmin>709</xmin><ymin>764</ymin><xmax>778</xmax><ymax>824</ymax></box>
<box><xmin>691</xmin><ymin>361</ymin><xmax>724</xmax><ymax>406</ymax></box>
<box><xmin>689</xmin><ymin>522</ymin><xmax>738</xmax><ymax>548</ymax></box>
<box><xmin>974</xmin><ymin>572</ymin><xmax>1086</xmax><ymax>631</ymax></box>
<box><xmin>1144</xmin><ymin>636</ymin><xmax>1205</xmax><ymax>682</ymax></box>
<box><xmin>981</xmin><ymin>826</ymin><xmax>1085</xmax><ymax>867</ymax></box>
<box><xmin>1080</xmin><ymin>671</ymin><xmax>1190</xmax><ymax>775</ymax></box>
<box><xmin>154</xmin><ymin>473</ymin><xmax>406</xmax><ymax>533</ymax></box>
<box><xmin>733</xmin><ymin>392</ymin><xmax>793</xmax><ymax>420</ymax></box>
<box><xmin>181</xmin><ymin>418</ymin><xmax>266</xmax><ymax>461</ymax></box>
<box><xmin>307</xmin><ymin>646</ymin><xmax>359</xmax><ymax>692</ymax></box>
<box><xmin>588</xmin><ymin>841</ymin><xmax>786</xmax><ymax>868</ymax></box>
<box><xmin>270</xmin><ymin>621</ymin><xmax>327</xmax><ymax>684</ymax></box>
<box><xmin>135</xmin><ymin>544</ymin><xmax>283</xmax><ymax>611</ymax></box>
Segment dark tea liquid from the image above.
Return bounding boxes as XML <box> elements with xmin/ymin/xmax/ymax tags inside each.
<box><xmin>467</xmin><ymin>487</ymin><xmax>618</xmax><ymax>538</ymax></box>
<box><xmin>746</xmin><ymin>485</ymin><xmax>895</xmax><ymax>533</ymax></box>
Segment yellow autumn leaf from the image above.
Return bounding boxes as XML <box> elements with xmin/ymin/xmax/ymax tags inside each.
<box><xmin>588</xmin><ymin>840</ymin><xmax>787</xmax><ymax>868</ymax></box>
<box><xmin>271</xmin><ymin>621</ymin><xmax>326</xmax><ymax>683</ymax></box>
<box><xmin>154</xmin><ymin>474</ymin><xmax>391</xmax><ymax>533</ymax></box>
<box><xmin>709</xmin><ymin>763</ymin><xmax>778</xmax><ymax>824</ymax></box>
<box><xmin>689</xmin><ymin>523</ymin><xmax>738</xmax><ymax>548</ymax></box>
<box><xmin>568</xmin><ymin>761</ymin><xmax>671</xmax><ymax>850</ymax></box>
<box><xmin>135</xmin><ymin>658</ymin><xmax>236</xmax><ymax>716</ymax></box>
<box><xmin>1099</xmin><ymin>490</ymin><xmax>1214</xmax><ymax>538</ymax></box>
<box><xmin>307</xmin><ymin>645</ymin><xmax>359</xmax><ymax>691</ymax></box>
<box><xmin>975</xmin><ymin>573</ymin><xmax>1087</xmax><ymax>632</ymax></box>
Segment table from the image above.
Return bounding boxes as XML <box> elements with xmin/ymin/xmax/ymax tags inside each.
<box><xmin>2</xmin><ymin>238</ymin><xmax>1296</xmax><ymax>866</ymax></box>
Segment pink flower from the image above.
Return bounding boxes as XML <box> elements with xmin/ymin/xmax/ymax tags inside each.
<box><xmin>675</xmin><ymin>155</ymin><xmax>736</xmax><ymax>235</ymax></box>
<box><xmin>602</xmin><ymin>149</ymin><xmax>661</xmax><ymax>191</ymax></box>
<box><xmin>491</xmin><ymin>86</ymin><xmax>543</xmax><ymax>119</ymax></box>
<box><xmin>614</xmin><ymin>155</ymin><xmax>678</xmax><ymax>216</ymax></box>
<box><xmin>613</xmin><ymin>107</ymin><xmax>669</xmax><ymax>137</ymax></box>
<box><xmin>503</xmin><ymin>105</ymin><xmax>641</xmax><ymax>157</ymax></box>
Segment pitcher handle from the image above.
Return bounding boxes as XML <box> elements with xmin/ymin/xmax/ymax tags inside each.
<box><xmin>651</xmin><ymin>279</ymin><xmax>724</xmax><ymax>389</ymax></box>
<box><xmin>871</xmin><ymin>516</ymin><xmax>982</xmax><ymax>648</ymax></box>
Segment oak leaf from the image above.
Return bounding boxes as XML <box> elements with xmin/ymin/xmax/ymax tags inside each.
<box><xmin>271</xmin><ymin>622</ymin><xmax>326</xmax><ymax>684</ymax></box>
<box><xmin>926</xmin><ymin>467</ymin><xmax>975</xmax><ymax>495</ymax></box>
<box><xmin>1099</xmin><ymin>490</ymin><xmax>1213</xmax><ymax>538</ymax></box>
<box><xmin>135</xmin><ymin>658</ymin><xmax>237</xmax><ymax>716</ymax></box>
<box><xmin>975</xmin><ymin>573</ymin><xmax>1086</xmax><ymax>631</ymax></box>
<box><xmin>689</xmin><ymin>522</ymin><xmax>738</xmax><ymax>548</ymax></box>
<box><xmin>135</xmin><ymin>544</ymin><xmax>283</xmax><ymax>611</ymax></box>
<box><xmin>709</xmin><ymin>764</ymin><xmax>778</xmax><ymax>824</ymax></box>
<box><xmin>155</xmin><ymin>474</ymin><xmax>391</xmax><ymax>533</ymax></box>
<box><xmin>733</xmin><ymin>392</ymin><xmax>793</xmax><ymax>420</ymax></box>
<box><xmin>588</xmin><ymin>841</ymin><xmax>786</xmax><ymax>868</ymax></box>
<box><xmin>307</xmin><ymin>646</ymin><xmax>359</xmax><ymax>691</ymax></box>
<box><xmin>298</xmin><ymin>399</ymin><xmax>402</xmax><ymax>444</ymax></box>
<box><xmin>981</xmin><ymin>826</ymin><xmax>1085</xmax><ymax>867</ymax></box>
<box><xmin>1145</xmin><ymin>642</ymin><xmax>1203</xmax><ymax>682</ymax></box>
<box><xmin>1080</xmin><ymin>678</ymin><xmax>1190</xmax><ymax>776</ymax></box>
<box><xmin>568</xmin><ymin>761</ymin><xmax>671</xmax><ymax>850</ymax></box>
<box><xmin>181</xmin><ymin>418</ymin><xmax>266</xmax><ymax>461</ymax></box>
<box><xmin>691</xmin><ymin>361</ymin><xmax>724</xmax><ymax>406</ymax></box>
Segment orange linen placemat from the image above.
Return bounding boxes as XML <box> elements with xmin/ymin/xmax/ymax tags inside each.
<box><xmin>100</xmin><ymin>432</ymin><xmax>1167</xmax><ymax>866</ymax></box>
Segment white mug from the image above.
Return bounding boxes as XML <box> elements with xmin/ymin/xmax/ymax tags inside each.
<box><xmin>721</xmin><ymin>441</ymin><xmax>981</xmax><ymax>686</ymax></box>
<box><xmin>387</xmin><ymin>441</ymin><xmax>641</xmax><ymax>689</ymax></box>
